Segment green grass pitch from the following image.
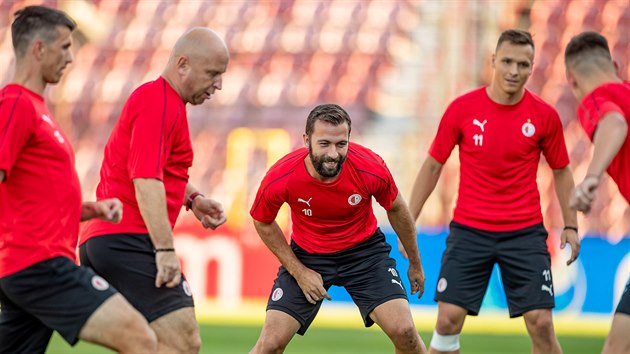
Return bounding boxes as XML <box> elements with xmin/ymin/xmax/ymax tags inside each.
<box><xmin>46</xmin><ymin>323</ymin><xmax>604</xmax><ymax>353</ymax></box>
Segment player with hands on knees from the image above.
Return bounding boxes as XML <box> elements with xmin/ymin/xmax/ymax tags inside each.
<box><xmin>249</xmin><ymin>104</ymin><xmax>427</xmax><ymax>354</ymax></box>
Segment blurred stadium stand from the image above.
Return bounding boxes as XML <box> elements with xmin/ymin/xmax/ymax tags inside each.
<box><xmin>0</xmin><ymin>0</ymin><xmax>628</xmax><ymax>239</ymax></box>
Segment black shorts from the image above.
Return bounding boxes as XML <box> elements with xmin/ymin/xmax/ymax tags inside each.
<box><xmin>434</xmin><ymin>221</ymin><xmax>554</xmax><ymax>317</ymax></box>
<box><xmin>79</xmin><ymin>233</ymin><xmax>194</xmax><ymax>322</ymax></box>
<box><xmin>267</xmin><ymin>228</ymin><xmax>408</xmax><ymax>335</ymax></box>
<box><xmin>616</xmin><ymin>277</ymin><xmax>630</xmax><ymax>315</ymax></box>
<box><xmin>0</xmin><ymin>257</ymin><xmax>116</xmax><ymax>353</ymax></box>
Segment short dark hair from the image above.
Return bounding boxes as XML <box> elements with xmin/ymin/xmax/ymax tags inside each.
<box><xmin>305</xmin><ymin>104</ymin><xmax>352</xmax><ymax>137</ymax></box>
<box><xmin>12</xmin><ymin>6</ymin><xmax>76</xmax><ymax>58</ymax></box>
<box><xmin>565</xmin><ymin>31</ymin><xmax>612</xmax><ymax>67</ymax></box>
<box><xmin>496</xmin><ymin>29</ymin><xmax>534</xmax><ymax>51</ymax></box>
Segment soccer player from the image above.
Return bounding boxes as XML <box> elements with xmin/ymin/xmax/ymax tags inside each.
<box><xmin>0</xmin><ymin>6</ymin><xmax>157</xmax><ymax>353</ymax></box>
<box><xmin>564</xmin><ymin>31</ymin><xmax>630</xmax><ymax>354</ymax></box>
<box><xmin>409</xmin><ymin>29</ymin><xmax>579</xmax><ymax>354</ymax></box>
<box><xmin>78</xmin><ymin>28</ymin><xmax>229</xmax><ymax>352</ymax></box>
<box><xmin>249</xmin><ymin>104</ymin><xmax>427</xmax><ymax>354</ymax></box>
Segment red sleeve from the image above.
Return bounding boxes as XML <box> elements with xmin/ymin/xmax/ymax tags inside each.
<box><xmin>597</xmin><ymin>101</ymin><xmax>625</xmax><ymax>120</ymax></box>
<box><xmin>368</xmin><ymin>159</ymin><xmax>399</xmax><ymax>211</ymax></box>
<box><xmin>579</xmin><ymin>96</ymin><xmax>624</xmax><ymax>140</ymax></box>
<box><xmin>372</xmin><ymin>178</ymin><xmax>398</xmax><ymax>211</ymax></box>
<box><xmin>428</xmin><ymin>102</ymin><xmax>461</xmax><ymax>164</ymax></box>
<box><xmin>250</xmin><ymin>172</ymin><xmax>288</xmax><ymax>223</ymax></box>
<box><xmin>541</xmin><ymin>109</ymin><xmax>570</xmax><ymax>169</ymax></box>
<box><xmin>127</xmin><ymin>92</ymin><xmax>169</xmax><ymax>181</ymax></box>
<box><xmin>0</xmin><ymin>95</ymin><xmax>36</xmax><ymax>179</ymax></box>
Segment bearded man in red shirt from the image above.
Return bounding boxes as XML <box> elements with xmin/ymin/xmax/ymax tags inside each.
<box><xmin>249</xmin><ymin>104</ymin><xmax>427</xmax><ymax>354</ymax></box>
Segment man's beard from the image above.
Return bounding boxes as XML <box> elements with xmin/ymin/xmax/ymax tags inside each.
<box><xmin>309</xmin><ymin>144</ymin><xmax>346</xmax><ymax>178</ymax></box>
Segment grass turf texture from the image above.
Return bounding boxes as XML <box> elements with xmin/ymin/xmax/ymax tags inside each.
<box><xmin>47</xmin><ymin>323</ymin><xmax>604</xmax><ymax>353</ymax></box>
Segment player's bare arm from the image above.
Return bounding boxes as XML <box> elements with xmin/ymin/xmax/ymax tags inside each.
<box><xmin>387</xmin><ymin>193</ymin><xmax>425</xmax><ymax>298</ymax></box>
<box><xmin>80</xmin><ymin>198</ymin><xmax>123</xmax><ymax>223</ymax></box>
<box><xmin>409</xmin><ymin>156</ymin><xmax>444</xmax><ymax>221</ymax></box>
<box><xmin>572</xmin><ymin>112</ymin><xmax>628</xmax><ymax>213</ymax></box>
<box><xmin>552</xmin><ymin>166</ymin><xmax>580</xmax><ymax>266</ymax></box>
<box><xmin>184</xmin><ymin>182</ymin><xmax>227</xmax><ymax>229</ymax></box>
<box><xmin>134</xmin><ymin>177</ymin><xmax>181</xmax><ymax>289</ymax></box>
<box><xmin>253</xmin><ymin>219</ymin><xmax>331</xmax><ymax>304</ymax></box>
<box><xmin>0</xmin><ymin>170</ymin><xmax>4</xmax><ymax>183</ymax></box>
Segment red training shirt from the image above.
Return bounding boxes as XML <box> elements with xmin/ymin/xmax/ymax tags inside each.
<box><xmin>0</xmin><ymin>84</ymin><xmax>82</xmax><ymax>277</ymax></box>
<box><xmin>429</xmin><ymin>87</ymin><xmax>569</xmax><ymax>231</ymax></box>
<box><xmin>577</xmin><ymin>81</ymin><xmax>630</xmax><ymax>202</ymax></box>
<box><xmin>80</xmin><ymin>77</ymin><xmax>193</xmax><ymax>244</ymax></box>
<box><xmin>250</xmin><ymin>143</ymin><xmax>399</xmax><ymax>254</ymax></box>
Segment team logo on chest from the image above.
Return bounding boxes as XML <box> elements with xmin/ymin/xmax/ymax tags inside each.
<box><xmin>522</xmin><ymin>119</ymin><xmax>536</xmax><ymax>137</ymax></box>
<box><xmin>348</xmin><ymin>193</ymin><xmax>362</xmax><ymax>206</ymax></box>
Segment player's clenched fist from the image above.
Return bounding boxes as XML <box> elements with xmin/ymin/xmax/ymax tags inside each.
<box><xmin>81</xmin><ymin>198</ymin><xmax>123</xmax><ymax>223</ymax></box>
<box><xmin>192</xmin><ymin>197</ymin><xmax>227</xmax><ymax>230</ymax></box>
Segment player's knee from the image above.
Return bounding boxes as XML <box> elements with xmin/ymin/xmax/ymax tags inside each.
<box><xmin>430</xmin><ymin>330</ymin><xmax>460</xmax><ymax>352</ymax></box>
<box><xmin>135</xmin><ymin>326</ymin><xmax>158</xmax><ymax>352</ymax></box>
<box><xmin>187</xmin><ymin>331</ymin><xmax>202</xmax><ymax>353</ymax></box>
<box><xmin>603</xmin><ymin>337</ymin><xmax>630</xmax><ymax>354</ymax></box>
<box><xmin>434</xmin><ymin>314</ymin><xmax>463</xmax><ymax>335</ymax></box>
<box><xmin>256</xmin><ymin>333</ymin><xmax>289</xmax><ymax>354</ymax></box>
<box><xmin>116</xmin><ymin>320</ymin><xmax>157</xmax><ymax>353</ymax></box>
<box><xmin>525</xmin><ymin>310</ymin><xmax>554</xmax><ymax>336</ymax></box>
<box><xmin>170</xmin><ymin>327</ymin><xmax>201</xmax><ymax>353</ymax></box>
<box><xmin>535</xmin><ymin>317</ymin><xmax>554</xmax><ymax>336</ymax></box>
<box><xmin>389</xmin><ymin>324</ymin><xmax>421</xmax><ymax>352</ymax></box>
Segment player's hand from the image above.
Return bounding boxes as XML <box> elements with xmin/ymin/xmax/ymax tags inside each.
<box><xmin>155</xmin><ymin>251</ymin><xmax>182</xmax><ymax>288</ymax></box>
<box><xmin>570</xmin><ymin>176</ymin><xmax>599</xmax><ymax>213</ymax></box>
<box><xmin>295</xmin><ymin>267</ymin><xmax>331</xmax><ymax>304</ymax></box>
<box><xmin>408</xmin><ymin>262</ymin><xmax>425</xmax><ymax>299</ymax></box>
<box><xmin>82</xmin><ymin>199</ymin><xmax>123</xmax><ymax>223</ymax></box>
<box><xmin>192</xmin><ymin>197</ymin><xmax>227</xmax><ymax>230</ymax></box>
<box><xmin>560</xmin><ymin>228</ymin><xmax>580</xmax><ymax>266</ymax></box>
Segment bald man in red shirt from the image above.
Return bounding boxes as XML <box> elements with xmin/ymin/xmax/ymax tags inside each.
<box><xmin>565</xmin><ymin>31</ymin><xmax>630</xmax><ymax>354</ymax></box>
<box><xmin>79</xmin><ymin>28</ymin><xmax>229</xmax><ymax>353</ymax></box>
<box><xmin>409</xmin><ymin>29</ymin><xmax>579</xmax><ymax>354</ymax></box>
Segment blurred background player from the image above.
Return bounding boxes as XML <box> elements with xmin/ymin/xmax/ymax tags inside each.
<box><xmin>564</xmin><ymin>31</ymin><xmax>630</xmax><ymax>354</ymax></box>
<box><xmin>408</xmin><ymin>29</ymin><xmax>579</xmax><ymax>354</ymax></box>
<box><xmin>78</xmin><ymin>27</ymin><xmax>229</xmax><ymax>353</ymax></box>
<box><xmin>249</xmin><ymin>104</ymin><xmax>427</xmax><ymax>354</ymax></box>
<box><xmin>0</xmin><ymin>5</ymin><xmax>157</xmax><ymax>353</ymax></box>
